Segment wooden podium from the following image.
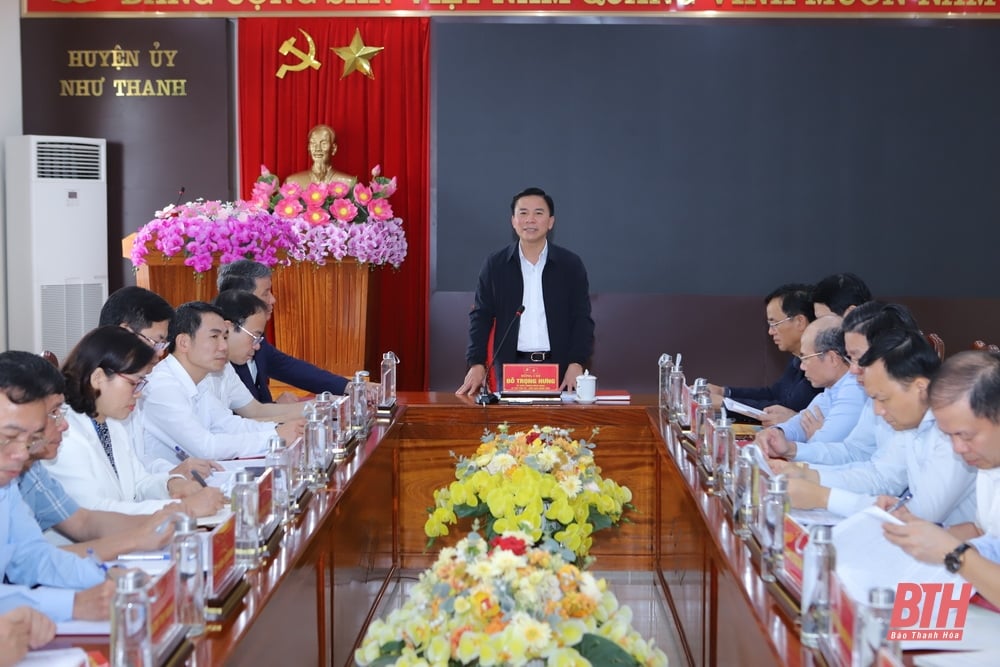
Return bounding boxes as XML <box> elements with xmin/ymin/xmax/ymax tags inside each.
<box><xmin>122</xmin><ymin>233</ymin><xmax>378</xmax><ymax>378</ymax></box>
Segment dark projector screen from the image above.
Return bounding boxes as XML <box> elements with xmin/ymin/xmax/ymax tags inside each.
<box><xmin>433</xmin><ymin>20</ymin><xmax>1000</xmax><ymax>299</ymax></box>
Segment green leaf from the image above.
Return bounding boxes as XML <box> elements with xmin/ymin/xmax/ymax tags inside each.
<box><xmin>454</xmin><ymin>503</ymin><xmax>488</xmax><ymax>519</ymax></box>
<box><xmin>366</xmin><ymin>640</ymin><xmax>406</xmax><ymax>666</ymax></box>
<box><xmin>589</xmin><ymin>508</ymin><xmax>613</xmax><ymax>532</ymax></box>
<box><xmin>575</xmin><ymin>633</ymin><xmax>641</xmax><ymax>666</ymax></box>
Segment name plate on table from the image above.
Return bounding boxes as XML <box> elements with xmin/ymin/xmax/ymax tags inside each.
<box><xmin>827</xmin><ymin>571</ymin><xmax>857</xmax><ymax>667</ymax></box>
<box><xmin>501</xmin><ymin>363</ymin><xmax>560</xmax><ymax>395</ymax></box>
<box><xmin>780</xmin><ymin>515</ymin><xmax>808</xmax><ymax>596</ymax></box>
<box><xmin>149</xmin><ymin>563</ymin><xmax>192</xmax><ymax>665</ymax></box>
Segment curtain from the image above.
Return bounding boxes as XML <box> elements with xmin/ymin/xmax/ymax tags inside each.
<box><xmin>237</xmin><ymin>17</ymin><xmax>430</xmax><ymax>390</ymax></box>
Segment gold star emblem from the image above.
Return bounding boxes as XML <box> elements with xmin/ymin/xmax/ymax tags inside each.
<box><xmin>331</xmin><ymin>28</ymin><xmax>384</xmax><ymax>80</ymax></box>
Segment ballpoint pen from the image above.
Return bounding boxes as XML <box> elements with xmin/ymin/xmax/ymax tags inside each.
<box><xmin>191</xmin><ymin>470</ymin><xmax>208</xmax><ymax>488</ymax></box>
<box><xmin>174</xmin><ymin>445</ymin><xmax>189</xmax><ymax>462</ymax></box>
<box><xmin>887</xmin><ymin>488</ymin><xmax>912</xmax><ymax>513</ymax></box>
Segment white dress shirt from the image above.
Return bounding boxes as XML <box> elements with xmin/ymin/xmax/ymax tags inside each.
<box><xmin>817</xmin><ymin>409</ymin><xmax>977</xmax><ymax>525</ymax></box>
<box><xmin>204</xmin><ymin>363</ymin><xmax>255</xmax><ymax>412</ymax></box>
<box><xmin>44</xmin><ymin>409</ymin><xmax>176</xmax><ymax>515</ymax></box>
<box><xmin>516</xmin><ymin>241</ymin><xmax>550</xmax><ymax>353</ymax></box>
<box><xmin>140</xmin><ymin>354</ymin><xmax>276</xmax><ymax>463</ymax></box>
<box><xmin>975</xmin><ymin>466</ymin><xmax>1000</xmax><ymax>536</ymax></box>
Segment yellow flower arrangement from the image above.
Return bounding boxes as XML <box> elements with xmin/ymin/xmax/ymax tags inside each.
<box><xmin>424</xmin><ymin>425</ymin><xmax>633</xmax><ymax>561</ymax></box>
<box><xmin>355</xmin><ymin>530</ymin><xmax>668</xmax><ymax>667</ymax></box>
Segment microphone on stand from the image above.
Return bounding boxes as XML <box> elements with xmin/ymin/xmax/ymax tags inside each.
<box><xmin>174</xmin><ymin>186</ymin><xmax>186</xmax><ymax>206</ymax></box>
<box><xmin>476</xmin><ymin>305</ymin><xmax>525</xmax><ymax>406</ymax></box>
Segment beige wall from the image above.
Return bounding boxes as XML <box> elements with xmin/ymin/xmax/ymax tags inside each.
<box><xmin>0</xmin><ymin>8</ymin><xmax>23</xmax><ymax>349</ymax></box>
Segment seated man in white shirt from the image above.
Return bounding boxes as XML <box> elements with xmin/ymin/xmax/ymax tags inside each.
<box><xmin>759</xmin><ymin>316</ymin><xmax>865</xmax><ymax>448</ymax></box>
<box><xmin>884</xmin><ymin>350</ymin><xmax>1000</xmax><ymax>606</ymax></box>
<box><xmin>210</xmin><ymin>290</ymin><xmax>309</xmax><ymax>422</ymax></box>
<box><xmin>140</xmin><ymin>302</ymin><xmax>303</xmax><ymax>464</ymax></box>
<box><xmin>775</xmin><ymin>328</ymin><xmax>977</xmax><ymax>525</ymax></box>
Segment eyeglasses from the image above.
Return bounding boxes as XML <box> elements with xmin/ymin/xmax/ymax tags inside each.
<box><xmin>133</xmin><ymin>330</ymin><xmax>169</xmax><ymax>353</ymax></box>
<box><xmin>767</xmin><ymin>316</ymin><xmax>793</xmax><ymax>330</ymax></box>
<box><xmin>48</xmin><ymin>404</ymin><xmax>70</xmax><ymax>424</ymax></box>
<box><xmin>236</xmin><ymin>324</ymin><xmax>265</xmax><ymax>347</ymax></box>
<box><xmin>116</xmin><ymin>374</ymin><xmax>149</xmax><ymax>394</ymax></box>
<box><xmin>798</xmin><ymin>351</ymin><xmax>826</xmax><ymax>363</ymax></box>
<box><xmin>0</xmin><ymin>430</ymin><xmax>47</xmax><ymax>454</ymax></box>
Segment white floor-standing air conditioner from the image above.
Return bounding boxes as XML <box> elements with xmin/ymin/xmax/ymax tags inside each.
<box><xmin>4</xmin><ymin>135</ymin><xmax>108</xmax><ymax>362</ymax></box>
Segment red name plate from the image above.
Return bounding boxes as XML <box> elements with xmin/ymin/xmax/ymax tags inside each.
<box><xmin>876</xmin><ymin>647</ymin><xmax>904</xmax><ymax>667</ymax></box>
<box><xmin>829</xmin><ymin>572</ymin><xmax>857</xmax><ymax>667</ymax></box>
<box><xmin>257</xmin><ymin>467</ymin><xmax>273</xmax><ymax>524</ymax></box>
<box><xmin>782</xmin><ymin>515</ymin><xmax>808</xmax><ymax>596</ymax></box>
<box><xmin>210</xmin><ymin>514</ymin><xmax>236</xmax><ymax>595</ymax></box>
<box><xmin>502</xmin><ymin>363</ymin><xmax>559</xmax><ymax>393</ymax></box>
<box><xmin>148</xmin><ymin>562</ymin><xmax>177</xmax><ymax>647</ymax></box>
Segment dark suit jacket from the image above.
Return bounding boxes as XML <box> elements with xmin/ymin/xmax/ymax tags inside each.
<box><xmin>232</xmin><ymin>339</ymin><xmax>349</xmax><ymax>403</ymax></box>
<box><xmin>727</xmin><ymin>357</ymin><xmax>821</xmax><ymax>412</ymax></box>
<box><xmin>466</xmin><ymin>241</ymin><xmax>595</xmax><ymax>382</ymax></box>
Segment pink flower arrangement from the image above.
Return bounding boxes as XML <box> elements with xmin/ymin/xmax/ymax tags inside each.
<box><xmin>131</xmin><ymin>165</ymin><xmax>407</xmax><ymax>272</ymax></box>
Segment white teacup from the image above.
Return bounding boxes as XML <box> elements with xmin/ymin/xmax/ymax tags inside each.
<box><xmin>576</xmin><ymin>371</ymin><xmax>597</xmax><ymax>402</ymax></box>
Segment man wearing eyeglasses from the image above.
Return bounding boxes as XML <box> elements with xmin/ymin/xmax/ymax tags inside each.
<box><xmin>756</xmin><ymin>316</ymin><xmax>865</xmax><ymax>453</ymax></box>
<box><xmin>208</xmin><ymin>290</ymin><xmax>307</xmax><ymax>423</ymax></box>
<box><xmin>140</xmin><ymin>302</ymin><xmax>304</xmax><ymax>463</ymax></box>
<box><xmin>709</xmin><ymin>283</ymin><xmax>821</xmax><ymax>425</ymax></box>
<box><xmin>776</xmin><ymin>328</ymin><xmax>976</xmax><ymax>524</ymax></box>
<box><xmin>217</xmin><ymin>260</ymin><xmax>349</xmax><ymax>403</ymax></box>
<box><xmin>99</xmin><ymin>286</ymin><xmax>174</xmax><ymax>358</ymax></box>
<box><xmin>0</xmin><ymin>352</ymin><xmax>116</xmax><ymax>622</ymax></box>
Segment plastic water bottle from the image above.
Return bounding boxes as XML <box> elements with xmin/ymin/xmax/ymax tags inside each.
<box><xmin>760</xmin><ymin>474</ymin><xmax>789</xmax><ymax>582</ymax></box>
<box><xmin>232</xmin><ymin>470</ymin><xmax>259</xmax><ymax>568</ymax></box>
<box><xmin>264</xmin><ymin>435</ymin><xmax>290</xmax><ymax>522</ymax></box>
<box><xmin>800</xmin><ymin>525</ymin><xmax>834</xmax><ymax>648</ymax></box>
<box><xmin>110</xmin><ymin>570</ymin><xmax>153</xmax><ymax>667</ymax></box>
<box><xmin>668</xmin><ymin>354</ymin><xmax>686</xmax><ymax>424</ymax></box>
<box><xmin>658</xmin><ymin>353</ymin><xmax>672</xmax><ymax>412</ymax></box>
<box><xmin>172</xmin><ymin>514</ymin><xmax>205</xmax><ymax>636</ymax></box>
<box><xmin>351</xmin><ymin>371</ymin><xmax>368</xmax><ymax>432</ymax></box>
<box><xmin>380</xmin><ymin>351</ymin><xmax>398</xmax><ymax>407</ymax></box>
<box><xmin>853</xmin><ymin>588</ymin><xmax>901</xmax><ymax>667</ymax></box>
<box><xmin>733</xmin><ymin>447</ymin><xmax>755</xmax><ymax>539</ymax></box>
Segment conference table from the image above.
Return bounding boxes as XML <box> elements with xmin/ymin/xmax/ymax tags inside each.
<box><xmin>57</xmin><ymin>392</ymin><xmax>811</xmax><ymax>666</ymax></box>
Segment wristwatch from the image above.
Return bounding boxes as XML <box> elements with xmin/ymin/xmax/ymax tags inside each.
<box><xmin>944</xmin><ymin>543</ymin><xmax>974</xmax><ymax>573</ymax></box>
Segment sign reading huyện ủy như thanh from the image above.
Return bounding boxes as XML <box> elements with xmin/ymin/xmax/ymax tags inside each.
<box><xmin>22</xmin><ymin>0</ymin><xmax>1000</xmax><ymax>18</ymax></box>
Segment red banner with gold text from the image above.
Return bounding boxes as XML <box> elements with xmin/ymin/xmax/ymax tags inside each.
<box><xmin>23</xmin><ymin>0</ymin><xmax>1000</xmax><ymax>18</ymax></box>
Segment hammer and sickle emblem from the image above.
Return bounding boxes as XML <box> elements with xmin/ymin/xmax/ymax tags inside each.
<box><xmin>276</xmin><ymin>29</ymin><xmax>321</xmax><ymax>80</ymax></box>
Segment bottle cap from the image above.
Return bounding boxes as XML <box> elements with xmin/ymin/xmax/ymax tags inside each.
<box><xmin>869</xmin><ymin>587</ymin><xmax>895</xmax><ymax>607</ymax></box>
<box><xmin>116</xmin><ymin>569</ymin><xmax>149</xmax><ymax>593</ymax></box>
<box><xmin>267</xmin><ymin>435</ymin><xmax>285</xmax><ymax>451</ymax></box>
<box><xmin>174</xmin><ymin>514</ymin><xmax>197</xmax><ymax>534</ymax></box>
<box><xmin>810</xmin><ymin>525</ymin><xmax>832</xmax><ymax>544</ymax></box>
<box><xmin>235</xmin><ymin>470</ymin><xmax>255</xmax><ymax>484</ymax></box>
<box><xmin>316</xmin><ymin>391</ymin><xmax>335</xmax><ymax>403</ymax></box>
<box><xmin>383</xmin><ymin>351</ymin><xmax>399</xmax><ymax>362</ymax></box>
<box><xmin>768</xmin><ymin>474</ymin><xmax>788</xmax><ymax>493</ymax></box>
<box><xmin>659</xmin><ymin>353</ymin><xmax>672</xmax><ymax>367</ymax></box>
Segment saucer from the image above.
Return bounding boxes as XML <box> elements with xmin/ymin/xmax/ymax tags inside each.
<box><xmin>574</xmin><ymin>397</ymin><xmax>597</xmax><ymax>404</ymax></box>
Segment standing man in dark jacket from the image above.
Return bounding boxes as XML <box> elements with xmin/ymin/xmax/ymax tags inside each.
<box><xmin>457</xmin><ymin>187</ymin><xmax>594</xmax><ymax>395</ymax></box>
